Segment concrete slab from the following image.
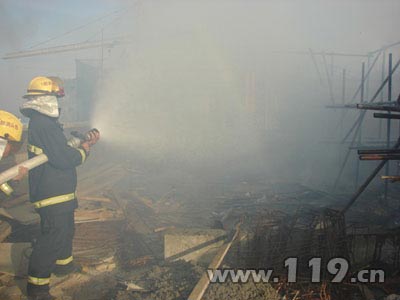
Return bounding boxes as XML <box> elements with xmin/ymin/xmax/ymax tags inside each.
<box><xmin>164</xmin><ymin>228</ymin><xmax>226</xmax><ymax>262</ymax></box>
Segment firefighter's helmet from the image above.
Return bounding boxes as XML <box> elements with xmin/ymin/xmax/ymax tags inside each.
<box><xmin>0</xmin><ymin>110</ymin><xmax>23</xmax><ymax>142</ymax></box>
<box><xmin>23</xmin><ymin>76</ymin><xmax>54</xmax><ymax>98</ymax></box>
<box><xmin>48</xmin><ymin>76</ymin><xmax>65</xmax><ymax>98</ymax></box>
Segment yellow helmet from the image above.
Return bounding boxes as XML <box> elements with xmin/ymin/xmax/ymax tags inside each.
<box><xmin>23</xmin><ymin>76</ymin><xmax>54</xmax><ymax>98</ymax></box>
<box><xmin>48</xmin><ymin>76</ymin><xmax>65</xmax><ymax>98</ymax></box>
<box><xmin>0</xmin><ymin>110</ymin><xmax>23</xmax><ymax>142</ymax></box>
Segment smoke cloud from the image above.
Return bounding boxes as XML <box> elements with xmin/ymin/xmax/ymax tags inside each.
<box><xmin>90</xmin><ymin>0</ymin><xmax>400</xmax><ymax>185</ymax></box>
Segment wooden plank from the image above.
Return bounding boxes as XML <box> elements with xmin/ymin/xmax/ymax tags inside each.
<box><xmin>79</xmin><ymin>196</ymin><xmax>112</xmax><ymax>203</ymax></box>
<box><xmin>187</xmin><ymin>223</ymin><xmax>241</xmax><ymax>300</ymax></box>
<box><xmin>75</xmin><ymin>208</ymin><xmax>124</xmax><ymax>223</ymax></box>
<box><xmin>131</xmin><ymin>191</ymin><xmax>154</xmax><ymax>210</ymax></box>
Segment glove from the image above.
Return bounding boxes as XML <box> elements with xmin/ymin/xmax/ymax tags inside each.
<box><xmin>80</xmin><ymin>129</ymin><xmax>100</xmax><ymax>154</ymax></box>
<box><xmin>13</xmin><ymin>166</ymin><xmax>28</xmax><ymax>182</ymax></box>
<box><xmin>85</xmin><ymin>128</ymin><xmax>100</xmax><ymax>146</ymax></box>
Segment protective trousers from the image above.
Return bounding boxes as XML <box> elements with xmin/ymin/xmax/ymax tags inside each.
<box><xmin>27</xmin><ymin>210</ymin><xmax>75</xmax><ymax>294</ymax></box>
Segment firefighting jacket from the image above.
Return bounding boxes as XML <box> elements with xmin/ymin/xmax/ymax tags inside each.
<box><xmin>26</xmin><ymin>110</ymin><xmax>87</xmax><ymax>214</ymax></box>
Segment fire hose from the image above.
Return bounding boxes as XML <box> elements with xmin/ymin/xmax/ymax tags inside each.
<box><xmin>0</xmin><ymin>128</ymin><xmax>99</xmax><ymax>187</ymax></box>
<box><xmin>0</xmin><ymin>154</ymin><xmax>48</xmax><ymax>186</ymax></box>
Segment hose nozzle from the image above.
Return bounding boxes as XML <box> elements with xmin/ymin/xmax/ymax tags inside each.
<box><xmin>71</xmin><ymin>128</ymin><xmax>99</xmax><ymax>142</ymax></box>
<box><xmin>68</xmin><ymin>128</ymin><xmax>100</xmax><ymax>148</ymax></box>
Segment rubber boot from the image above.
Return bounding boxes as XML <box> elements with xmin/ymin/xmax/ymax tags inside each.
<box><xmin>53</xmin><ymin>262</ymin><xmax>82</xmax><ymax>277</ymax></box>
<box><xmin>27</xmin><ymin>283</ymin><xmax>55</xmax><ymax>300</ymax></box>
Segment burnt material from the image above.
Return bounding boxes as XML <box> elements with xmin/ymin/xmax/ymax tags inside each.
<box><xmin>359</xmin><ymin>154</ymin><xmax>400</xmax><ymax>160</ymax></box>
<box><xmin>374</xmin><ymin>112</ymin><xmax>400</xmax><ymax>119</ymax></box>
<box><xmin>238</xmin><ymin>208</ymin><xmax>348</xmax><ymax>277</ymax></box>
<box><xmin>342</xmin><ymin>138</ymin><xmax>400</xmax><ymax>213</ymax></box>
<box><xmin>358</xmin><ymin>149</ymin><xmax>400</xmax><ymax>155</ymax></box>
<box><xmin>356</xmin><ymin>103</ymin><xmax>400</xmax><ymax>112</ymax></box>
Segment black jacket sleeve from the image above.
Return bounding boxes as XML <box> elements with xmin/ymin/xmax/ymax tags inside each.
<box><xmin>36</xmin><ymin>121</ymin><xmax>86</xmax><ymax>170</ymax></box>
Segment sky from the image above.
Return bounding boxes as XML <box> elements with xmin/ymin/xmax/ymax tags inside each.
<box><xmin>0</xmin><ymin>0</ymin><xmax>120</xmax><ymax>51</ymax></box>
<box><xmin>0</xmin><ymin>0</ymin><xmax>123</xmax><ymax>112</ymax></box>
<box><xmin>1</xmin><ymin>0</ymin><xmax>399</xmax><ymax>116</ymax></box>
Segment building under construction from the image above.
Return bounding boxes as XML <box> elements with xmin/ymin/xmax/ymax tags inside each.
<box><xmin>1</xmin><ymin>1</ymin><xmax>400</xmax><ymax>300</ymax></box>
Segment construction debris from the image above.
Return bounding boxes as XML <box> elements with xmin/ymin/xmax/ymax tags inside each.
<box><xmin>1</xmin><ymin>156</ymin><xmax>400</xmax><ymax>300</ymax></box>
<box><xmin>73</xmin><ymin>220</ymin><xmax>122</xmax><ymax>268</ymax></box>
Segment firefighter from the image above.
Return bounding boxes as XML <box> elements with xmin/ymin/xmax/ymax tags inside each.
<box><xmin>20</xmin><ymin>76</ymin><xmax>100</xmax><ymax>300</ymax></box>
<box><xmin>0</xmin><ymin>110</ymin><xmax>27</xmax><ymax>199</ymax></box>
